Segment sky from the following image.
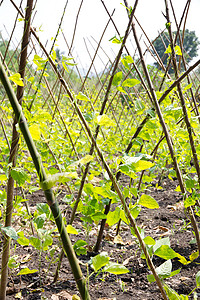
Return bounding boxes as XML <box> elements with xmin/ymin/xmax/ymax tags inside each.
<box><xmin>1</xmin><ymin>0</ymin><xmax>200</xmax><ymax>73</ymax></box>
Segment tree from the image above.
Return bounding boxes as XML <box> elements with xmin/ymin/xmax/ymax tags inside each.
<box><xmin>0</xmin><ymin>37</ymin><xmax>19</xmax><ymax>73</ymax></box>
<box><xmin>153</xmin><ymin>29</ymin><xmax>200</xmax><ymax>71</ymax></box>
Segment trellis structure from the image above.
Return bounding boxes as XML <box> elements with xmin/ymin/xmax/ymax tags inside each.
<box><xmin>0</xmin><ymin>0</ymin><xmax>200</xmax><ymax>299</ymax></box>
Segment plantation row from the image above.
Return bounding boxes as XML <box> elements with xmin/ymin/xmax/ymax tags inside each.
<box><xmin>1</xmin><ymin>0</ymin><xmax>200</xmax><ymax>299</ymax></box>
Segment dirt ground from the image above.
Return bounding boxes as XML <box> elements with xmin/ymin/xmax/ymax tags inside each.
<box><xmin>2</xmin><ymin>176</ymin><xmax>200</xmax><ymax>300</ymax></box>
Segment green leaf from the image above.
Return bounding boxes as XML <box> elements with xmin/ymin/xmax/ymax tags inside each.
<box><xmin>147</xmin><ymin>260</ymin><xmax>172</xmax><ymax>283</ymax></box>
<box><xmin>135</xmin><ymin>99</ymin><xmax>145</xmax><ymax>114</ymax></box>
<box><xmin>103</xmin><ymin>262</ymin><xmax>129</xmax><ymax>274</ymax></box>
<box><xmin>120</xmin><ymin>209</ymin><xmax>129</xmax><ymax>224</ymax></box>
<box><xmin>34</xmin><ymin>213</ymin><xmax>46</xmax><ymax>229</ymax></box>
<box><xmin>36</xmin><ymin>203</ymin><xmax>50</xmax><ymax>218</ymax></box>
<box><xmin>17</xmin><ymin>231</ymin><xmax>29</xmax><ymax>246</ymax></box>
<box><xmin>109</xmin><ymin>36</ymin><xmax>123</xmax><ymax>44</ymax></box>
<box><xmin>154</xmin><ymin>245</ymin><xmax>178</xmax><ymax>260</ymax></box>
<box><xmin>17</xmin><ymin>268</ymin><xmax>38</xmax><ymax>275</ymax></box>
<box><xmin>196</xmin><ymin>271</ymin><xmax>200</xmax><ymax>287</ymax></box>
<box><xmin>147</xmin><ymin>265</ymin><xmax>181</xmax><ymax>283</ymax></box>
<box><xmin>170</xmin><ymin>268</ymin><xmax>181</xmax><ymax>278</ymax></box>
<box><xmin>10</xmin><ymin>168</ymin><xmax>29</xmax><ymax>186</ymax></box>
<box><xmin>184</xmin><ymin>195</ymin><xmax>196</xmax><ymax>208</ymax></box>
<box><xmin>27</xmin><ymin>76</ymin><xmax>34</xmax><ymax>83</ymax></box>
<box><xmin>189</xmin><ymin>251</ymin><xmax>199</xmax><ymax>262</ymax></box>
<box><xmin>91</xmin><ymin>252</ymin><xmax>110</xmax><ymax>272</ymax></box>
<box><xmin>165</xmin><ymin>22</ymin><xmax>171</xmax><ymax>29</ymax></box>
<box><xmin>62</xmin><ymin>61</ymin><xmax>69</xmax><ymax>72</ymax></box>
<box><xmin>112</xmin><ymin>72</ymin><xmax>122</xmax><ymax>86</ymax></box>
<box><xmin>180</xmin><ymin>295</ymin><xmax>189</xmax><ymax>300</ymax></box>
<box><xmin>76</xmin><ymin>92</ymin><xmax>90</xmax><ymax>102</ymax></box>
<box><xmin>0</xmin><ymin>174</ymin><xmax>7</xmax><ymax>182</ymax></box>
<box><xmin>156</xmin><ymin>259</ymin><xmax>172</xmax><ymax>277</ymax></box>
<box><xmin>125</xmin><ymin>55</ymin><xmax>134</xmax><ymax>64</ymax></box>
<box><xmin>119</xmin><ymin>165</ymin><xmax>137</xmax><ymax>179</ymax></box>
<box><xmin>122</xmin><ymin>155</ymin><xmax>141</xmax><ymax>164</ymax></box>
<box><xmin>62</xmin><ymin>56</ymin><xmax>77</xmax><ymax>65</ymax></box>
<box><xmin>33</xmin><ymin>54</ymin><xmax>47</xmax><ymax>69</ymax></box>
<box><xmin>51</xmin><ymin>49</ymin><xmax>57</xmax><ymax>62</ymax></box>
<box><xmin>74</xmin><ymin>240</ymin><xmax>88</xmax><ymax>255</ymax></box>
<box><xmin>40</xmin><ymin>172</ymin><xmax>78</xmax><ymax>190</ymax></box>
<box><xmin>94</xmin><ymin>185</ymin><xmax>118</xmax><ymax>202</ymax></box>
<box><xmin>117</xmin><ymin>86</ymin><xmax>127</xmax><ymax>94</ymax></box>
<box><xmin>120</xmin><ymin>157</ymin><xmax>153</xmax><ymax>172</ymax></box>
<box><xmin>1</xmin><ymin>226</ymin><xmax>18</xmax><ymax>240</ymax></box>
<box><xmin>91</xmin><ymin>212</ymin><xmax>107</xmax><ymax>221</ymax></box>
<box><xmin>176</xmin><ymin>254</ymin><xmax>190</xmax><ymax>265</ymax></box>
<box><xmin>8</xmin><ymin>256</ymin><xmax>20</xmax><ymax>269</ymax></box>
<box><xmin>138</xmin><ymin>194</ymin><xmax>159</xmax><ymax>209</ymax></box>
<box><xmin>107</xmin><ymin>208</ymin><xmax>120</xmax><ymax>226</ymax></box>
<box><xmin>143</xmin><ymin>236</ymin><xmax>155</xmax><ymax>245</ymax></box>
<box><xmin>79</xmin><ymin>155</ymin><xmax>93</xmax><ymax>165</ymax></box>
<box><xmin>35</xmin><ymin>109</ymin><xmax>52</xmax><ymax>122</ymax></box>
<box><xmin>66</xmin><ymin>225</ymin><xmax>78</xmax><ymax>234</ymax></box>
<box><xmin>122</xmin><ymin>78</ymin><xmax>140</xmax><ymax>87</ymax></box>
<box><xmin>96</xmin><ymin>114</ymin><xmax>115</xmax><ymax>126</ymax></box>
<box><xmin>165</xmin><ymin>44</ymin><xmax>172</xmax><ymax>54</ymax></box>
<box><xmin>164</xmin><ymin>284</ymin><xmax>188</xmax><ymax>300</ymax></box>
<box><xmin>134</xmin><ymin>160</ymin><xmax>154</xmax><ymax>172</ymax></box>
<box><xmin>29</xmin><ymin>124</ymin><xmax>41</xmax><ymax>141</ymax></box>
<box><xmin>9</xmin><ymin>73</ymin><xmax>24</xmax><ymax>86</ymax></box>
<box><xmin>175</xmin><ymin>45</ymin><xmax>182</xmax><ymax>56</ymax></box>
<box><xmin>130</xmin><ymin>205</ymin><xmax>141</xmax><ymax>219</ymax></box>
<box><xmin>29</xmin><ymin>236</ymin><xmax>42</xmax><ymax>250</ymax></box>
<box><xmin>184</xmin><ymin>83</ymin><xmax>192</xmax><ymax>90</ymax></box>
<box><xmin>121</xmin><ymin>55</ymin><xmax>134</xmax><ymax>68</ymax></box>
<box><xmin>43</xmin><ymin>234</ymin><xmax>53</xmax><ymax>251</ymax></box>
<box><xmin>84</xmin><ymin>183</ymin><xmax>94</xmax><ymax>195</ymax></box>
<box><xmin>119</xmin><ymin>157</ymin><xmax>153</xmax><ymax>178</ymax></box>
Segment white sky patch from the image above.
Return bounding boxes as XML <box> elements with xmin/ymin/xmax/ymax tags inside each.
<box><xmin>1</xmin><ymin>0</ymin><xmax>200</xmax><ymax>73</ymax></box>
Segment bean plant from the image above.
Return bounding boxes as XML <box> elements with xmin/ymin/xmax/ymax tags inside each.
<box><xmin>1</xmin><ymin>0</ymin><xmax>200</xmax><ymax>299</ymax></box>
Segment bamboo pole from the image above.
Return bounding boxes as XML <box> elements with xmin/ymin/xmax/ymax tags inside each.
<box><xmin>0</xmin><ymin>1</ymin><xmax>34</xmax><ymax>298</ymax></box>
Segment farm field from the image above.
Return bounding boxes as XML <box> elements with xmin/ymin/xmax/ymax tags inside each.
<box><xmin>1</xmin><ymin>1</ymin><xmax>200</xmax><ymax>299</ymax></box>
<box><xmin>4</xmin><ymin>177</ymin><xmax>200</xmax><ymax>299</ymax></box>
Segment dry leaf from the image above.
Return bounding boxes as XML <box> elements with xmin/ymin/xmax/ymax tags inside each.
<box><xmin>114</xmin><ymin>234</ymin><xmax>125</xmax><ymax>245</ymax></box>
<box><xmin>123</xmin><ymin>255</ymin><xmax>135</xmax><ymax>265</ymax></box>
<box><xmin>90</xmin><ymin>176</ymin><xmax>102</xmax><ymax>184</ymax></box>
<box><xmin>20</xmin><ymin>254</ymin><xmax>32</xmax><ymax>264</ymax></box>
<box><xmin>158</xmin><ymin>226</ymin><xmax>169</xmax><ymax>232</ymax></box>
<box><xmin>180</xmin><ymin>277</ymin><xmax>190</xmax><ymax>282</ymax></box>
<box><xmin>166</xmin><ymin>205</ymin><xmax>176</xmax><ymax>210</ymax></box>
<box><xmin>176</xmin><ymin>201</ymin><xmax>184</xmax><ymax>210</ymax></box>
<box><xmin>153</xmin><ymin>225</ymin><xmax>169</xmax><ymax>232</ymax></box>
<box><xmin>98</xmin><ymin>298</ymin><xmax>116</xmax><ymax>300</ymax></box>
<box><xmin>167</xmin><ymin>201</ymin><xmax>184</xmax><ymax>211</ymax></box>
<box><xmin>5</xmin><ymin>287</ymin><xmax>19</xmax><ymax>295</ymax></box>
<box><xmin>51</xmin><ymin>295</ymin><xmax>59</xmax><ymax>300</ymax></box>
<box><xmin>89</xmin><ymin>228</ymin><xmax>97</xmax><ymax>237</ymax></box>
<box><xmin>174</xmin><ymin>219</ymin><xmax>183</xmax><ymax>225</ymax></box>
<box><xmin>153</xmin><ymin>225</ymin><xmax>170</xmax><ymax>236</ymax></box>
<box><xmin>104</xmin><ymin>232</ymin><xmax>114</xmax><ymax>241</ymax></box>
<box><xmin>51</xmin><ymin>290</ymin><xmax>73</xmax><ymax>299</ymax></box>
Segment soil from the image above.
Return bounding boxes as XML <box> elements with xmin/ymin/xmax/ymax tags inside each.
<box><xmin>1</xmin><ymin>176</ymin><xmax>200</xmax><ymax>300</ymax></box>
